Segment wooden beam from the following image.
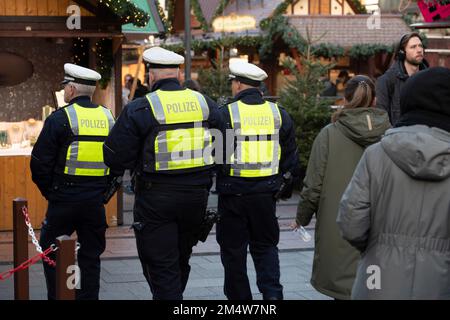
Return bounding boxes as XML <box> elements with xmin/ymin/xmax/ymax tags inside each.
<box><xmin>112</xmin><ymin>37</ymin><xmax>123</xmax><ymax>55</ymax></box>
<box><xmin>113</xmin><ymin>36</ymin><xmax>124</xmax><ymax>226</ymax></box>
<box><xmin>0</xmin><ymin>16</ymin><xmax>122</xmax><ymax>36</ymax></box>
<box><xmin>0</xmin><ymin>31</ymin><xmax>122</xmax><ymax>37</ymax></box>
<box><xmin>129</xmin><ymin>46</ymin><xmax>144</xmax><ymax>101</ymax></box>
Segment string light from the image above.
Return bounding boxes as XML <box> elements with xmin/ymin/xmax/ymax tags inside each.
<box><xmin>98</xmin><ymin>0</ymin><xmax>150</xmax><ymax>27</ymax></box>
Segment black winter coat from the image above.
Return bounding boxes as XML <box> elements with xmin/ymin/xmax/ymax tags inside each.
<box><xmin>376</xmin><ymin>59</ymin><xmax>428</xmax><ymax>125</ymax></box>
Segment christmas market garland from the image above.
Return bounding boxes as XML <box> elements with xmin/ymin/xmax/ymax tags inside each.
<box><xmin>311</xmin><ymin>43</ymin><xmax>345</xmax><ymax>59</ymax></box>
<box><xmin>156</xmin><ymin>0</ymin><xmax>172</xmax><ymax>34</ymax></box>
<box><xmin>348</xmin><ymin>0</ymin><xmax>367</xmax><ymax>14</ymax></box>
<box><xmin>161</xmin><ymin>35</ymin><xmax>265</xmax><ymax>54</ymax></box>
<box><xmin>348</xmin><ymin>44</ymin><xmax>394</xmax><ymax>59</ymax></box>
<box><xmin>192</xmin><ymin>0</ymin><xmax>210</xmax><ymax>32</ymax></box>
<box><xmin>165</xmin><ymin>0</ymin><xmax>175</xmax><ymax>33</ymax></box>
<box><xmin>98</xmin><ymin>0</ymin><xmax>149</xmax><ymax>27</ymax></box>
<box><xmin>211</xmin><ymin>0</ymin><xmax>231</xmax><ymax>24</ymax></box>
<box><xmin>159</xmin><ymin>0</ymin><xmax>212</xmax><ymax>33</ymax></box>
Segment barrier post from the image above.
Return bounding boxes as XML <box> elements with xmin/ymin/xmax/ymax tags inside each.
<box><xmin>55</xmin><ymin>235</ymin><xmax>76</xmax><ymax>300</ymax></box>
<box><xmin>13</xmin><ymin>198</ymin><xmax>29</xmax><ymax>300</ymax></box>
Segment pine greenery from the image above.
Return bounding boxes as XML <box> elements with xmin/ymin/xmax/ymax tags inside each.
<box><xmin>279</xmin><ymin>58</ymin><xmax>334</xmax><ymax>177</ymax></box>
<box><xmin>197</xmin><ymin>53</ymin><xmax>231</xmax><ymax>106</ymax></box>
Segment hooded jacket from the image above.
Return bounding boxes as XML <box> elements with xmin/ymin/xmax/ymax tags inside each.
<box><xmin>297</xmin><ymin>107</ymin><xmax>391</xmax><ymax>299</ymax></box>
<box><xmin>376</xmin><ymin>59</ymin><xmax>428</xmax><ymax>125</ymax></box>
<box><xmin>337</xmin><ymin>125</ymin><xmax>450</xmax><ymax>299</ymax></box>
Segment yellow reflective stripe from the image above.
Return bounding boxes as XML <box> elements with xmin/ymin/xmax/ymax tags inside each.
<box><xmin>66</xmin><ymin>141</ymin><xmax>79</xmax><ymax>175</ymax></box>
<box><xmin>63</xmin><ymin>104</ymin><xmax>112</xmax><ymax>176</ymax></box>
<box><xmin>66</xmin><ymin>168</ymin><xmax>110</xmax><ymax>176</ymax></box>
<box><xmin>155</xmin><ymin>148</ymin><xmax>207</xmax><ymax>162</ymax></box>
<box><xmin>191</xmin><ymin>90</ymin><xmax>210</xmax><ymax>120</ymax></box>
<box><xmin>154</xmin><ymin>128</ymin><xmax>212</xmax><ymax>171</ymax></box>
<box><xmin>229</xmin><ymin>102</ymin><xmax>241</xmax><ymax>131</ymax></box>
<box><xmin>74</xmin><ymin>105</ymin><xmax>111</xmax><ymax>136</ymax></box>
<box><xmin>102</xmin><ymin>108</ymin><xmax>115</xmax><ymax>132</ymax></box>
<box><xmin>231</xmin><ymin>162</ymin><xmax>273</xmax><ymax>170</ymax></box>
<box><xmin>148</xmin><ymin>89</ymin><xmax>207</xmax><ymax>124</ymax></box>
<box><xmin>268</xmin><ymin>102</ymin><xmax>281</xmax><ymax>174</ymax></box>
<box><xmin>147</xmin><ymin>92</ymin><xmax>166</xmax><ymax>124</ymax></box>
<box><xmin>268</xmin><ymin>102</ymin><xmax>282</xmax><ymax>130</ymax></box>
<box><xmin>155</xmin><ymin>131</ymin><xmax>169</xmax><ymax>170</ymax></box>
<box><xmin>229</xmin><ymin>101</ymin><xmax>281</xmax><ymax>177</ymax></box>
<box><xmin>65</xmin><ymin>160</ymin><xmax>108</xmax><ymax>169</ymax></box>
<box><xmin>64</xmin><ymin>105</ymin><xmax>79</xmax><ymax>135</ymax></box>
<box><xmin>147</xmin><ymin>89</ymin><xmax>213</xmax><ymax>172</ymax></box>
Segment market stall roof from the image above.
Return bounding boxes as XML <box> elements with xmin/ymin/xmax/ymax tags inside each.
<box><xmin>222</xmin><ymin>0</ymin><xmax>284</xmax><ymax>28</ymax></box>
<box><xmin>288</xmin><ymin>14</ymin><xmax>412</xmax><ymax>48</ymax></box>
<box><xmin>198</xmin><ymin>0</ymin><xmax>223</xmax><ymax>24</ymax></box>
<box><xmin>122</xmin><ymin>0</ymin><xmax>165</xmax><ymax>39</ymax></box>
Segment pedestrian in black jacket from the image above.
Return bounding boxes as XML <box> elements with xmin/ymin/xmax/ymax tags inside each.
<box><xmin>376</xmin><ymin>32</ymin><xmax>429</xmax><ymax>125</ymax></box>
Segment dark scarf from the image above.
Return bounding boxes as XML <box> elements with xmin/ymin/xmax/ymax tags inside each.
<box><xmin>395</xmin><ymin>109</ymin><xmax>450</xmax><ymax>133</ymax></box>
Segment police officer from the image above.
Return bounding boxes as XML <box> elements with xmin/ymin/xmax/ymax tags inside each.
<box><xmin>31</xmin><ymin>64</ymin><xmax>115</xmax><ymax>300</ymax></box>
<box><xmin>103</xmin><ymin>47</ymin><xmax>223</xmax><ymax>300</ymax></box>
<box><xmin>216</xmin><ymin>61</ymin><xmax>299</xmax><ymax>300</ymax></box>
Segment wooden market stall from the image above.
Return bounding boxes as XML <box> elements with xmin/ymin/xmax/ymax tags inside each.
<box><xmin>0</xmin><ymin>0</ymin><xmax>150</xmax><ymax>230</ymax></box>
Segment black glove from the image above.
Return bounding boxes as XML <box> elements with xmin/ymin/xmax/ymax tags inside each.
<box><xmin>103</xmin><ymin>176</ymin><xmax>123</xmax><ymax>204</ymax></box>
<box><xmin>274</xmin><ymin>172</ymin><xmax>294</xmax><ymax>200</ymax></box>
<box><xmin>197</xmin><ymin>209</ymin><xmax>220</xmax><ymax>243</ymax></box>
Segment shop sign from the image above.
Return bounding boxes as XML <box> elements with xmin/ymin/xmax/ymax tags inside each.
<box><xmin>212</xmin><ymin>14</ymin><xmax>257</xmax><ymax>33</ymax></box>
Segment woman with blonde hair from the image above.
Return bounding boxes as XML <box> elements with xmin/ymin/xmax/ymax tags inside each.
<box><xmin>291</xmin><ymin>75</ymin><xmax>391</xmax><ymax>300</ymax></box>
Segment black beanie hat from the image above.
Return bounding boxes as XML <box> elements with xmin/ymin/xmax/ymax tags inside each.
<box><xmin>400</xmin><ymin>67</ymin><xmax>450</xmax><ymax>117</ymax></box>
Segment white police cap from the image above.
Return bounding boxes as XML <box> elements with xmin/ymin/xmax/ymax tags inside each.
<box><xmin>229</xmin><ymin>61</ymin><xmax>268</xmax><ymax>86</ymax></box>
<box><xmin>143</xmin><ymin>46</ymin><xmax>185</xmax><ymax>68</ymax></box>
<box><xmin>61</xmin><ymin>63</ymin><xmax>101</xmax><ymax>86</ymax></box>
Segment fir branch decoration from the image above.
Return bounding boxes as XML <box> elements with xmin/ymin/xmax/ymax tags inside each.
<box><xmin>311</xmin><ymin>43</ymin><xmax>345</xmax><ymax>59</ymax></box>
<box><xmin>211</xmin><ymin>0</ymin><xmax>231</xmax><ymax>23</ymax></box>
<box><xmin>192</xmin><ymin>0</ymin><xmax>210</xmax><ymax>32</ymax></box>
<box><xmin>348</xmin><ymin>44</ymin><xmax>394</xmax><ymax>59</ymax></box>
<box><xmin>348</xmin><ymin>0</ymin><xmax>367</xmax><ymax>14</ymax></box>
<box><xmin>260</xmin><ymin>1</ymin><xmax>306</xmax><ymax>59</ymax></box>
<box><xmin>161</xmin><ymin>35</ymin><xmax>265</xmax><ymax>54</ymax></box>
<box><xmin>99</xmin><ymin>0</ymin><xmax>150</xmax><ymax>27</ymax></box>
<box><xmin>155</xmin><ymin>0</ymin><xmax>172</xmax><ymax>34</ymax></box>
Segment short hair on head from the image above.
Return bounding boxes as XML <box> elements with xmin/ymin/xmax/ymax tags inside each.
<box><xmin>150</xmin><ymin>68</ymin><xmax>179</xmax><ymax>81</ymax></box>
<box><xmin>70</xmin><ymin>82</ymin><xmax>96</xmax><ymax>97</ymax></box>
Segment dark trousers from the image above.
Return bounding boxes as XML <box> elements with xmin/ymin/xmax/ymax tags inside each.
<box><xmin>39</xmin><ymin>201</ymin><xmax>107</xmax><ymax>300</ymax></box>
<box><xmin>133</xmin><ymin>184</ymin><xmax>209</xmax><ymax>300</ymax></box>
<box><xmin>216</xmin><ymin>193</ymin><xmax>283</xmax><ymax>300</ymax></box>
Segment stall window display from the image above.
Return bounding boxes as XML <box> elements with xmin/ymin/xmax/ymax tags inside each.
<box><xmin>0</xmin><ymin>117</ymin><xmax>44</xmax><ymax>151</ymax></box>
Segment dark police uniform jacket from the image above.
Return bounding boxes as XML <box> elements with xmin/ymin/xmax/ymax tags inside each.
<box><xmin>217</xmin><ymin>88</ymin><xmax>300</xmax><ymax>195</ymax></box>
<box><xmin>30</xmin><ymin>96</ymin><xmax>110</xmax><ymax>204</ymax></box>
<box><xmin>103</xmin><ymin>78</ymin><xmax>222</xmax><ymax>186</ymax></box>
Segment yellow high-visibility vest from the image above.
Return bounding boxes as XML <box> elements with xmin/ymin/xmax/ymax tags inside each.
<box><xmin>63</xmin><ymin>103</ymin><xmax>115</xmax><ymax>176</ymax></box>
<box><xmin>228</xmin><ymin>100</ymin><xmax>282</xmax><ymax>178</ymax></box>
<box><xmin>145</xmin><ymin>89</ymin><xmax>213</xmax><ymax>172</ymax></box>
